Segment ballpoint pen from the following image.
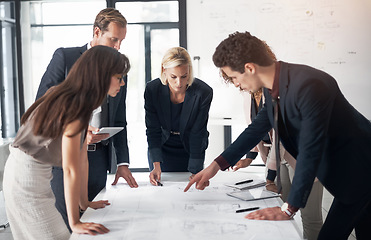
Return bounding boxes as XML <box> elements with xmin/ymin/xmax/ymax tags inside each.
<box><xmin>0</xmin><ymin>222</ymin><xmax>9</xmax><ymax>229</ymax></box>
<box><xmin>236</xmin><ymin>207</ymin><xmax>259</xmax><ymax>213</ymax></box>
<box><xmin>235</xmin><ymin>179</ymin><xmax>253</xmax><ymax>185</ymax></box>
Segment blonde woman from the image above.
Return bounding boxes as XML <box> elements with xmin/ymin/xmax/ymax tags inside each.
<box><xmin>145</xmin><ymin>47</ymin><xmax>213</xmax><ymax>185</ymax></box>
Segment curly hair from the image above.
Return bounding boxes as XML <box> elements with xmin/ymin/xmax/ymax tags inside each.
<box><xmin>212</xmin><ymin>31</ymin><xmax>276</xmax><ymax>75</ymax></box>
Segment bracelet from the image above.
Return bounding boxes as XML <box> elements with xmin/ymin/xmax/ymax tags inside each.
<box><xmin>79</xmin><ymin>207</ymin><xmax>86</xmax><ymax>214</ymax></box>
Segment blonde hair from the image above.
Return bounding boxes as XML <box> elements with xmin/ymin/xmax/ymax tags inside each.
<box><xmin>160</xmin><ymin>47</ymin><xmax>194</xmax><ymax>86</ymax></box>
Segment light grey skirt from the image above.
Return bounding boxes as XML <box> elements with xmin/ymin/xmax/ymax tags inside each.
<box><xmin>3</xmin><ymin>146</ymin><xmax>70</xmax><ymax>240</ymax></box>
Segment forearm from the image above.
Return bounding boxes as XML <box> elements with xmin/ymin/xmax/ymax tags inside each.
<box><xmin>221</xmin><ymin>107</ymin><xmax>272</xmax><ymax>167</ymax></box>
<box><xmin>113</xmin><ymin>87</ymin><xmax>130</xmax><ymax>164</ymax></box>
<box><xmin>64</xmin><ymin>167</ymin><xmax>81</xmax><ymax>227</ymax></box>
<box><xmin>144</xmin><ymin>86</ymin><xmax>164</xmax><ymax>152</ymax></box>
<box><xmin>113</xmin><ymin>129</ymin><xmax>129</xmax><ymax>164</ymax></box>
<box><xmin>245</xmin><ymin>151</ymin><xmax>258</xmax><ymax>159</ymax></box>
<box><xmin>62</xmin><ymin>121</ymin><xmax>85</xmax><ymax>229</ymax></box>
<box><xmin>153</xmin><ymin>161</ymin><xmax>161</xmax><ymax>169</ymax></box>
<box><xmin>79</xmin><ymin>148</ymin><xmax>89</xmax><ymax>210</ymax></box>
<box><xmin>148</xmin><ymin>147</ymin><xmax>163</xmax><ymax>163</ymax></box>
<box><xmin>188</xmin><ymin>90</ymin><xmax>212</xmax><ymax>157</ymax></box>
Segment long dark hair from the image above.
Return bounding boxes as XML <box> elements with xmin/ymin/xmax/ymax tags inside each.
<box><xmin>22</xmin><ymin>45</ymin><xmax>130</xmax><ymax>138</ymax></box>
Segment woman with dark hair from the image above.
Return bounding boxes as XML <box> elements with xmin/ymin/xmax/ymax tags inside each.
<box><xmin>3</xmin><ymin>45</ymin><xmax>130</xmax><ymax>239</ymax></box>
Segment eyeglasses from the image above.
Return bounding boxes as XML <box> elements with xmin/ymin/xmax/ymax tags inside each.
<box><xmin>116</xmin><ymin>75</ymin><xmax>125</xmax><ymax>83</ymax></box>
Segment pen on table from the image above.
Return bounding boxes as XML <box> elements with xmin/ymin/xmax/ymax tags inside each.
<box><xmin>156</xmin><ymin>180</ymin><xmax>163</xmax><ymax>186</ymax></box>
<box><xmin>236</xmin><ymin>207</ymin><xmax>259</xmax><ymax>213</ymax></box>
<box><xmin>0</xmin><ymin>222</ymin><xmax>9</xmax><ymax>229</ymax></box>
<box><xmin>235</xmin><ymin>179</ymin><xmax>253</xmax><ymax>185</ymax></box>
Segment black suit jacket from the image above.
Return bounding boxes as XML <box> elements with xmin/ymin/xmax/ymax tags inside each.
<box><xmin>36</xmin><ymin>44</ymin><xmax>129</xmax><ymax>169</ymax></box>
<box><xmin>144</xmin><ymin>78</ymin><xmax>213</xmax><ymax>173</ymax></box>
<box><xmin>221</xmin><ymin>61</ymin><xmax>371</xmax><ymax>208</ymax></box>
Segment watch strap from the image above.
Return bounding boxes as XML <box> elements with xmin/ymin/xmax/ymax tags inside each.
<box><xmin>281</xmin><ymin>202</ymin><xmax>297</xmax><ymax>218</ymax></box>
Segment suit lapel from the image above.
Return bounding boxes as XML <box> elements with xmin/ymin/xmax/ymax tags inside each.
<box><xmin>278</xmin><ymin>62</ymin><xmax>289</xmax><ymax>125</ymax></box>
<box><xmin>277</xmin><ymin>62</ymin><xmax>298</xmax><ymax>158</ymax></box>
<box><xmin>159</xmin><ymin>84</ymin><xmax>172</xmax><ymax>130</ymax></box>
<box><xmin>263</xmin><ymin>88</ymin><xmax>274</xmax><ymax>126</ymax></box>
<box><xmin>180</xmin><ymin>86</ymin><xmax>196</xmax><ymax>134</ymax></box>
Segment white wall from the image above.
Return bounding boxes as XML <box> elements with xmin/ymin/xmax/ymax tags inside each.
<box><xmin>187</xmin><ymin>0</ymin><xmax>371</xmax><ymax>120</ymax></box>
<box><xmin>187</xmin><ymin>0</ymin><xmax>371</xmax><ymax>165</ymax></box>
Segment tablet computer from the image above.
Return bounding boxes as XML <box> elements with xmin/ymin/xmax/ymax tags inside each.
<box><xmin>227</xmin><ymin>188</ymin><xmax>280</xmax><ymax>201</ymax></box>
<box><xmin>92</xmin><ymin>127</ymin><xmax>124</xmax><ymax>140</ymax></box>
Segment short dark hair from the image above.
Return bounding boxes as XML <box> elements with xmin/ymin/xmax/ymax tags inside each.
<box><xmin>212</xmin><ymin>31</ymin><xmax>276</xmax><ymax>74</ymax></box>
<box><xmin>93</xmin><ymin>8</ymin><xmax>127</xmax><ymax>36</ymax></box>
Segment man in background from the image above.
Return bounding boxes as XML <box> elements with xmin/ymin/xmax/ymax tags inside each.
<box><xmin>36</xmin><ymin>8</ymin><xmax>138</xmax><ymax>230</ymax></box>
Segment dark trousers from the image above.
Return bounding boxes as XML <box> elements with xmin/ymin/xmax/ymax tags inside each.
<box><xmin>148</xmin><ymin>152</ymin><xmax>189</xmax><ymax>172</ymax></box>
<box><xmin>50</xmin><ymin>146</ymin><xmax>109</xmax><ymax>231</ymax></box>
<box><xmin>87</xmin><ymin>147</ymin><xmax>109</xmax><ymax>201</ymax></box>
<box><xmin>318</xmin><ymin>191</ymin><xmax>371</xmax><ymax>240</ymax></box>
<box><xmin>148</xmin><ymin>136</ymin><xmax>189</xmax><ymax>172</ymax></box>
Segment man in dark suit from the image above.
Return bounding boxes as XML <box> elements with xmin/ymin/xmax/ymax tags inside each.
<box><xmin>36</xmin><ymin>8</ymin><xmax>138</xmax><ymax>230</ymax></box>
<box><xmin>185</xmin><ymin>31</ymin><xmax>371</xmax><ymax>240</ymax></box>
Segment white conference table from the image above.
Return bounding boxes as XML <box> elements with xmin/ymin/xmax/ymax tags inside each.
<box><xmin>70</xmin><ymin>170</ymin><xmax>302</xmax><ymax>240</ymax></box>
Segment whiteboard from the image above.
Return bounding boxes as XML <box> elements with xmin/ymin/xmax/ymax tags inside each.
<box><xmin>187</xmin><ymin>0</ymin><xmax>371</xmax><ymax>120</ymax></box>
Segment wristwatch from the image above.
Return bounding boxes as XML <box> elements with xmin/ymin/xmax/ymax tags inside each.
<box><xmin>281</xmin><ymin>202</ymin><xmax>296</xmax><ymax>218</ymax></box>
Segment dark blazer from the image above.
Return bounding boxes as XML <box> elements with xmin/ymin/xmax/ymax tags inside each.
<box><xmin>35</xmin><ymin>44</ymin><xmax>129</xmax><ymax>168</ymax></box>
<box><xmin>220</xmin><ymin>61</ymin><xmax>371</xmax><ymax>208</ymax></box>
<box><xmin>144</xmin><ymin>78</ymin><xmax>213</xmax><ymax>173</ymax></box>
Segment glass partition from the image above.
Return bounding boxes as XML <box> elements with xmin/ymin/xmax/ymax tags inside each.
<box><xmin>0</xmin><ymin>1</ymin><xmax>19</xmax><ymax>139</ymax></box>
<box><xmin>116</xmin><ymin>1</ymin><xmax>180</xmax><ymax>169</ymax></box>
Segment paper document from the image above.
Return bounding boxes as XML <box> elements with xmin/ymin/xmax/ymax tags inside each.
<box><xmin>227</xmin><ymin>188</ymin><xmax>280</xmax><ymax>201</ymax></box>
<box><xmin>92</xmin><ymin>127</ymin><xmax>124</xmax><ymax>140</ymax></box>
<box><xmin>70</xmin><ymin>173</ymin><xmax>302</xmax><ymax>240</ymax></box>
